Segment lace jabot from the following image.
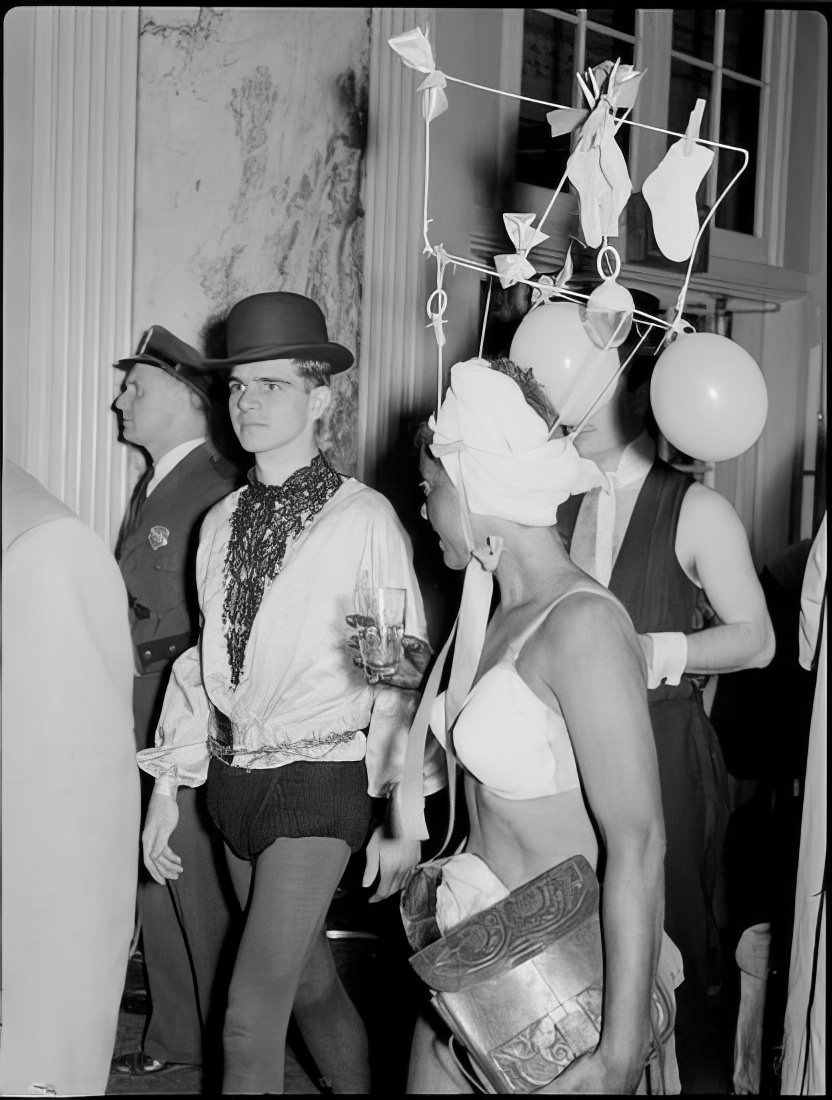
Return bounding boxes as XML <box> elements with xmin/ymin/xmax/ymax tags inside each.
<box><xmin>222</xmin><ymin>453</ymin><xmax>346</xmax><ymax>686</ymax></box>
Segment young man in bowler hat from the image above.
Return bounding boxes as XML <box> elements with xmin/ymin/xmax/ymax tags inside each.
<box><xmin>136</xmin><ymin>292</ymin><xmax>441</xmax><ymax>1093</ymax></box>
<box><xmin>111</xmin><ymin>326</ymin><xmax>242</xmax><ymax>1078</ymax></box>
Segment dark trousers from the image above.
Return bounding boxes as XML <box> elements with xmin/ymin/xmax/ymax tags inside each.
<box><xmin>140</xmin><ymin>783</ymin><xmax>236</xmax><ymax>1066</ymax></box>
<box><xmin>133</xmin><ymin>674</ymin><xmax>235</xmax><ymax>1068</ymax></box>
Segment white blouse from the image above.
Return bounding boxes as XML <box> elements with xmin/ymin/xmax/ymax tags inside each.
<box><xmin>137</xmin><ymin>478</ymin><xmax>444</xmax><ymax>799</ymax></box>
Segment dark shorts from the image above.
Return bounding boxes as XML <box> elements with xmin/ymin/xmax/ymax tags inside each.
<box><xmin>205</xmin><ymin>756</ymin><xmax>373</xmax><ymax>862</ymax></box>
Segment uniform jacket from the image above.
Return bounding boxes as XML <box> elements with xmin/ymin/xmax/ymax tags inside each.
<box><xmin>116</xmin><ymin>441</ymin><xmax>240</xmax><ymax>675</ymax></box>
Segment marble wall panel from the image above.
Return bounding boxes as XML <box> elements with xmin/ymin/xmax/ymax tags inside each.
<box><xmin>133</xmin><ymin>7</ymin><xmax>370</xmax><ymax>472</ymax></box>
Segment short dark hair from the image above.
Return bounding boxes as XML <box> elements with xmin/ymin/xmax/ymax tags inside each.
<box><xmin>413</xmin><ymin>355</ymin><xmax>555</xmax><ymax>459</ymax></box>
<box><xmin>487</xmin><ymin>356</ymin><xmax>557</xmax><ymax>429</ymax></box>
<box><xmin>293</xmin><ymin>359</ymin><xmax>332</xmax><ymax>392</ymax></box>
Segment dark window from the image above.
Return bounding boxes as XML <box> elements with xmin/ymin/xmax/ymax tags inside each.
<box><xmin>517</xmin><ymin>11</ymin><xmax>576</xmax><ymax>189</ymax></box>
<box><xmin>672</xmin><ymin>10</ymin><xmax>715</xmax><ymax>59</ymax></box>
<box><xmin>716</xmin><ymin>77</ymin><xmax>760</xmax><ymax>234</ymax></box>
<box><xmin>723</xmin><ymin>9</ymin><xmax>765</xmax><ymax>79</ymax></box>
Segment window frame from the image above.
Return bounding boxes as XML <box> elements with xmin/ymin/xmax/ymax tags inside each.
<box><xmin>499</xmin><ymin>8</ymin><xmax>796</xmax><ymax>279</ymax></box>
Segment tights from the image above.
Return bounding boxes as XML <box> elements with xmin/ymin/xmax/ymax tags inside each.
<box><xmin>223</xmin><ymin>836</ymin><xmax>370</xmax><ymax>1094</ymax></box>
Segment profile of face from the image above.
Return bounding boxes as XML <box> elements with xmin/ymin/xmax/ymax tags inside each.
<box><xmin>114</xmin><ymin>363</ymin><xmax>189</xmax><ymax>451</ymax></box>
<box><xmin>419</xmin><ymin>450</ymin><xmax>471</xmax><ymax>570</ymax></box>
<box><xmin>228</xmin><ymin>359</ymin><xmax>329</xmax><ymax>458</ymax></box>
<box><xmin>568</xmin><ymin>372</ymin><xmax>644</xmax><ymax>460</ymax></box>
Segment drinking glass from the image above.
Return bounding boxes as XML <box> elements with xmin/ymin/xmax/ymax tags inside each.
<box><xmin>354</xmin><ymin>586</ymin><xmax>406</xmax><ymax>678</ymax></box>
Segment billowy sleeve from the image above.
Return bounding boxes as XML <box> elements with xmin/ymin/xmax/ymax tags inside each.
<box><xmin>361</xmin><ymin>500</ymin><xmax>447</xmax><ymax>799</ymax></box>
<box><xmin>135</xmin><ymin>644</ymin><xmax>211</xmax><ymax>790</ymax></box>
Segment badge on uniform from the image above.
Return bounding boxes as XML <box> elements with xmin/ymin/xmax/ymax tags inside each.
<box><xmin>148</xmin><ymin>525</ymin><xmax>170</xmax><ymax>551</ymax></box>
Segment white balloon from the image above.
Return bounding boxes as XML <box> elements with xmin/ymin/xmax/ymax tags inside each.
<box><xmin>510</xmin><ymin>302</ymin><xmax>621</xmax><ymax>424</ymax></box>
<box><xmin>651</xmin><ymin>332</ymin><xmax>768</xmax><ymax>461</ymax></box>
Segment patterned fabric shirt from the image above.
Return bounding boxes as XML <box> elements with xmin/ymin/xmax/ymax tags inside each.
<box><xmin>136</xmin><ymin>464</ymin><xmax>446</xmax><ymax>800</ymax></box>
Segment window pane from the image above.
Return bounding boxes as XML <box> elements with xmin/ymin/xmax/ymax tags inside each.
<box><xmin>668</xmin><ymin>60</ymin><xmax>712</xmax><ymax>140</ymax></box>
<box><xmin>585</xmin><ymin>29</ymin><xmax>633</xmax><ymax>71</ymax></box>
<box><xmin>585</xmin><ymin>31</ymin><xmax>633</xmax><ymax>160</ymax></box>
<box><xmin>521</xmin><ymin>10</ymin><xmax>574</xmax><ymax>104</ymax></box>
<box><xmin>517</xmin><ymin>12</ymin><xmax>576</xmax><ymax>188</ymax></box>
<box><xmin>586</xmin><ymin>9</ymin><xmax>635</xmax><ymax>36</ymax></box>
<box><xmin>723</xmin><ymin>9</ymin><xmax>765</xmax><ymax>78</ymax></box>
<box><xmin>715</xmin><ymin>77</ymin><xmax>759</xmax><ymax>234</ymax></box>
<box><xmin>672</xmin><ymin>10</ymin><xmax>715</xmax><ymax>61</ymax></box>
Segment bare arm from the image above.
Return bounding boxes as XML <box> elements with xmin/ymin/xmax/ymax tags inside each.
<box><xmin>533</xmin><ymin>596</ymin><xmax>665</xmax><ymax>1093</ymax></box>
<box><xmin>673</xmin><ymin>483</ymin><xmax>775</xmax><ymax>674</ymax></box>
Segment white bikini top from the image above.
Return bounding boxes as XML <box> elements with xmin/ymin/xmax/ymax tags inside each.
<box><xmin>429</xmin><ymin>586</ymin><xmax>624</xmax><ymax>801</ymax></box>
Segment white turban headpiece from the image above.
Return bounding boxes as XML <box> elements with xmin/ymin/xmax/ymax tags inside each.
<box><xmin>398</xmin><ymin>360</ymin><xmax>607</xmax><ymax>845</ymax></box>
<box><xmin>428</xmin><ymin>358</ymin><xmax>605</xmax><ymax>529</ymax></box>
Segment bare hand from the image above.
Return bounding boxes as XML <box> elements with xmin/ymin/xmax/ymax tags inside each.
<box><xmin>142</xmin><ymin>791</ymin><xmax>183</xmax><ymax>885</ymax></box>
<box><xmin>361</xmin><ymin>824</ymin><xmax>421</xmax><ymax>903</ymax></box>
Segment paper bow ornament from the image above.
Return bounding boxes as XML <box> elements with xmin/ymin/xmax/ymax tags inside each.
<box><xmin>547</xmin><ymin>61</ymin><xmax>645</xmax><ymax>248</ymax></box>
<box><xmin>389</xmin><ymin>27</ymin><xmax>448</xmax><ymax>122</ymax></box>
<box><xmin>531</xmin><ymin>245</ymin><xmax>574</xmax><ymax>307</ymax></box>
<box><xmin>494</xmin><ymin>213</ymin><xmax>548</xmax><ymax>289</ymax></box>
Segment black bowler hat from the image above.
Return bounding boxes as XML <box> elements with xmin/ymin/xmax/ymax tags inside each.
<box><xmin>201</xmin><ymin>291</ymin><xmax>353</xmax><ymax>374</ymax></box>
<box><xmin>114</xmin><ymin>325</ymin><xmax>213</xmax><ymax>404</ymax></box>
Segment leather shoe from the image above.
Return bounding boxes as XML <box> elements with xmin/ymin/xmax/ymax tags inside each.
<box><xmin>110</xmin><ymin>1051</ymin><xmax>194</xmax><ymax>1076</ymax></box>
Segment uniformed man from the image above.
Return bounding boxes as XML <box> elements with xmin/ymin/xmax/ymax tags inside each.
<box><xmin>110</xmin><ymin>325</ymin><xmax>242</xmax><ymax>1079</ymax></box>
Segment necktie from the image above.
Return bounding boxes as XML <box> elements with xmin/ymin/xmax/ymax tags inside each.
<box><xmin>116</xmin><ymin>468</ymin><xmax>153</xmax><ymax>558</ymax></box>
<box><xmin>128</xmin><ymin>468</ymin><xmax>153</xmax><ymax>527</ymax></box>
<box><xmin>569</xmin><ymin>436</ymin><xmax>654</xmax><ymax>585</ymax></box>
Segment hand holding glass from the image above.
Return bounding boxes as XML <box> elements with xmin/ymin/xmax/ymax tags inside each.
<box><xmin>354</xmin><ymin>587</ymin><xmax>406</xmax><ymax>679</ymax></box>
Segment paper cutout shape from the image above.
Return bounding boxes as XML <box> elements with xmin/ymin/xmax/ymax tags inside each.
<box><xmin>494</xmin><ymin>253</ymin><xmax>535</xmax><ymax>288</ymax></box>
<box><xmin>546</xmin><ymin>61</ymin><xmax>645</xmax><ymax>137</ymax></box>
<box><xmin>502</xmin><ymin>212</ymin><xmax>549</xmax><ymax>253</ymax></box>
<box><xmin>388</xmin><ymin>27</ymin><xmax>448</xmax><ymax>122</ymax></box>
<box><xmin>531</xmin><ymin>245</ymin><xmax>574</xmax><ymax>308</ymax></box>
<box><xmin>642</xmin><ymin>99</ymin><xmax>715</xmax><ymax>262</ymax></box>
<box><xmin>493</xmin><ymin>213</ymin><xmax>548</xmax><ymax>288</ymax></box>
<box><xmin>566</xmin><ymin>113</ymin><xmax>632</xmax><ymax>247</ymax></box>
<box><xmin>547</xmin><ymin>61</ymin><xmax>642</xmax><ymax>248</ymax></box>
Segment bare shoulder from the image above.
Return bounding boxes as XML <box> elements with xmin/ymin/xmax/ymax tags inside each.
<box><xmin>533</xmin><ymin>587</ymin><xmax>637</xmax><ymax>664</ymax></box>
<box><xmin>678</xmin><ymin>481</ymin><xmax>753</xmax><ymax>563</ymax></box>
<box><xmin>680</xmin><ymin>480</ymin><xmax>744</xmax><ymax>529</ymax></box>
